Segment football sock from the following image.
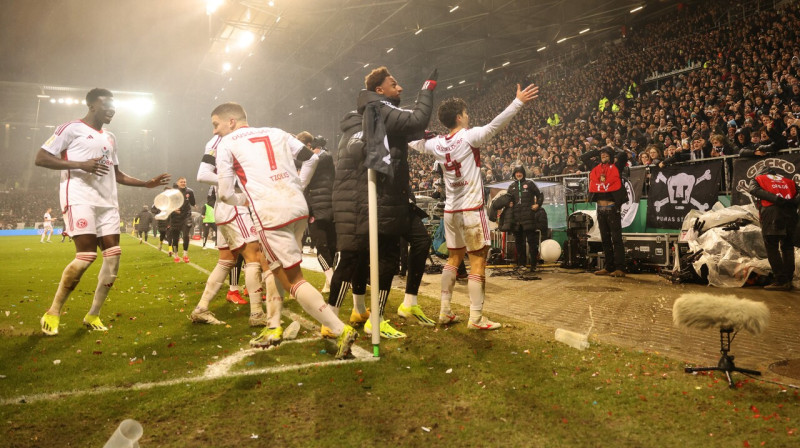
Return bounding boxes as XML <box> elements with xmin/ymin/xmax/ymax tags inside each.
<box><xmin>229</xmin><ymin>255</ymin><xmax>243</xmax><ymax>290</ymax></box>
<box><xmin>48</xmin><ymin>252</ymin><xmax>97</xmax><ymax>315</ymax></box>
<box><xmin>440</xmin><ymin>264</ymin><xmax>458</xmax><ymax>315</ymax></box>
<box><xmin>197</xmin><ymin>259</ymin><xmax>235</xmax><ymax>310</ymax></box>
<box><xmin>263</xmin><ymin>270</ymin><xmax>283</xmax><ymax>328</ymax></box>
<box><xmin>403</xmin><ymin>293</ymin><xmax>417</xmax><ymax>307</ymax></box>
<box><xmin>88</xmin><ymin>247</ymin><xmax>121</xmax><ymax>316</ymax></box>
<box><xmin>244</xmin><ymin>262</ymin><xmax>264</xmax><ymax>315</ymax></box>
<box><xmin>291</xmin><ymin>280</ymin><xmax>344</xmax><ymax>335</ymax></box>
<box><xmin>467</xmin><ymin>274</ymin><xmax>486</xmax><ymax>322</ymax></box>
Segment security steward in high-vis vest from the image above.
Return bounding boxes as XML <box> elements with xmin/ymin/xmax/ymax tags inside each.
<box><xmin>750</xmin><ymin>169</ymin><xmax>800</xmax><ymax>290</ymax></box>
<box><xmin>581</xmin><ymin>146</ymin><xmax>629</xmax><ymax>277</ymax></box>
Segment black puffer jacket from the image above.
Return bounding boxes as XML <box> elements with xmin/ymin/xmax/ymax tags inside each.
<box><xmin>507</xmin><ymin>166</ymin><xmax>545</xmax><ymax>231</ymax></box>
<box><xmin>305</xmin><ymin>150</ymin><xmax>335</xmax><ymax>222</ymax></box>
<box><xmin>489</xmin><ymin>192</ymin><xmax>513</xmax><ymax>232</ymax></box>
<box><xmin>333</xmin><ymin>112</ymin><xmax>369</xmax><ymax>251</ymax></box>
<box><xmin>357</xmin><ymin>88</ymin><xmax>433</xmax><ymax>235</ymax></box>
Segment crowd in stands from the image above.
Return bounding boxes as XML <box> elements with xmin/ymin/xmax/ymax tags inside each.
<box><xmin>409</xmin><ymin>0</ymin><xmax>800</xmax><ymax>193</ymax></box>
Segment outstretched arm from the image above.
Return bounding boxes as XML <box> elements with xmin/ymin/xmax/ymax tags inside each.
<box><xmin>114</xmin><ymin>166</ymin><xmax>170</xmax><ymax>188</ymax></box>
<box><xmin>468</xmin><ymin>84</ymin><xmax>539</xmax><ymax>147</ymax></box>
<box><xmin>35</xmin><ymin>148</ymin><xmax>109</xmax><ymax>176</ymax></box>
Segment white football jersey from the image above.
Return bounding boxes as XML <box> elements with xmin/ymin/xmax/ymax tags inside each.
<box><xmin>410</xmin><ymin>98</ymin><xmax>524</xmax><ymax>212</ymax></box>
<box><xmin>216</xmin><ymin>127</ymin><xmax>309</xmax><ymax>229</ymax></box>
<box><xmin>42</xmin><ymin>120</ymin><xmax>119</xmax><ymax>210</ymax></box>
<box><xmin>198</xmin><ymin>136</ymin><xmax>250</xmax><ymax>225</ymax></box>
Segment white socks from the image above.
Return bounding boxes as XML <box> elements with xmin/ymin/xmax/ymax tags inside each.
<box><xmin>467</xmin><ymin>274</ymin><xmax>485</xmax><ymax>322</ymax></box>
<box><xmin>291</xmin><ymin>280</ymin><xmax>344</xmax><ymax>335</ymax></box>
<box><xmin>440</xmin><ymin>264</ymin><xmax>458</xmax><ymax>316</ymax></box>
<box><xmin>196</xmin><ymin>259</ymin><xmax>235</xmax><ymax>310</ymax></box>
<box><xmin>88</xmin><ymin>247</ymin><xmax>121</xmax><ymax>316</ymax></box>
<box><xmin>262</xmin><ymin>270</ymin><xmax>283</xmax><ymax>328</ymax></box>
<box><xmin>403</xmin><ymin>293</ymin><xmax>417</xmax><ymax>307</ymax></box>
<box><xmin>244</xmin><ymin>262</ymin><xmax>264</xmax><ymax>315</ymax></box>
<box><xmin>48</xmin><ymin>252</ymin><xmax>97</xmax><ymax>315</ymax></box>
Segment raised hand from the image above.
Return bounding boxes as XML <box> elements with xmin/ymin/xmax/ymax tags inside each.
<box><xmin>145</xmin><ymin>173</ymin><xmax>171</xmax><ymax>188</ymax></box>
<box><xmin>516</xmin><ymin>84</ymin><xmax>539</xmax><ymax>104</ymax></box>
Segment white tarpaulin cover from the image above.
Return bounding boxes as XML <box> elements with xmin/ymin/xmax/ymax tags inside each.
<box><xmin>682</xmin><ymin>202</ymin><xmax>800</xmax><ymax>287</ymax></box>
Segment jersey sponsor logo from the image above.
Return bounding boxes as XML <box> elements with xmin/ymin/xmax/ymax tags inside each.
<box><xmin>76</xmin><ymin>219</ymin><xmax>88</xmax><ymax>229</ymax></box>
<box><xmin>87</xmin><ymin>135</ymin><xmax>94</xmax><ymax>140</ymax></box>
<box><xmin>450</xmin><ymin>180</ymin><xmax>469</xmax><ymax>188</ymax></box>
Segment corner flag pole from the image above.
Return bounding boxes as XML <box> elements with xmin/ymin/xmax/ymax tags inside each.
<box><xmin>367</xmin><ymin>169</ymin><xmax>381</xmax><ymax>356</ymax></box>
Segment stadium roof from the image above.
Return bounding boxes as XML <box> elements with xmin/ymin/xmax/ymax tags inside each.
<box><xmin>0</xmin><ymin>0</ymin><xmax>704</xmax><ymax>128</ymax></box>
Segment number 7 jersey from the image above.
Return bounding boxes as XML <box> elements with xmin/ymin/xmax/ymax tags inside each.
<box><xmin>216</xmin><ymin>126</ymin><xmax>309</xmax><ymax>230</ymax></box>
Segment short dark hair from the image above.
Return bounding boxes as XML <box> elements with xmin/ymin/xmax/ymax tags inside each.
<box><xmin>86</xmin><ymin>88</ymin><xmax>113</xmax><ymax>105</ymax></box>
<box><xmin>438</xmin><ymin>98</ymin><xmax>467</xmax><ymax>129</ymax></box>
<box><xmin>365</xmin><ymin>66</ymin><xmax>392</xmax><ymax>91</ymax></box>
<box><xmin>211</xmin><ymin>102</ymin><xmax>247</xmax><ymax>120</ymax></box>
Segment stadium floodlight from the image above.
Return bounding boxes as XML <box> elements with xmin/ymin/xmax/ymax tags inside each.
<box><xmin>237</xmin><ymin>31</ymin><xmax>255</xmax><ymax>49</ymax></box>
<box><xmin>276</xmin><ymin>16</ymin><xmax>281</xmax><ymax>23</ymax></box>
<box><xmin>458</xmin><ymin>80</ymin><xmax>465</xmax><ymax>84</ymax></box>
<box><xmin>449</xmin><ymin>5</ymin><xmax>459</xmax><ymax>13</ymax></box>
<box><xmin>486</xmin><ymin>68</ymin><xmax>494</xmax><ymax>73</ymax></box>
<box><xmin>312</xmin><ymin>97</ymin><xmax>317</xmax><ymax>101</ymax></box>
<box><xmin>386</xmin><ymin>48</ymin><xmax>393</xmax><ymax>53</ymax></box>
<box><xmin>502</xmin><ymin>61</ymin><xmax>510</xmax><ymax>67</ymax></box>
<box><xmin>447</xmin><ymin>85</ymin><xmax>453</xmax><ymax>89</ymax></box>
<box><xmin>415</xmin><ymin>29</ymin><xmax>423</xmax><ymax>35</ymax></box>
<box><xmin>50</xmin><ymin>98</ymin><xmax>56</xmax><ymax>103</ymax></box>
<box><xmin>130</xmin><ymin>98</ymin><xmax>155</xmax><ymax>115</ymax></box>
<box><xmin>579</xmin><ymin>28</ymin><xmax>590</xmax><ymax>34</ymax></box>
<box><xmin>630</xmin><ymin>6</ymin><xmax>643</xmax><ymax>13</ymax></box>
<box><xmin>206</xmin><ymin>0</ymin><xmax>223</xmax><ymax>15</ymax></box>
<box><xmin>327</xmin><ymin>87</ymin><xmax>332</xmax><ymax>91</ymax></box>
<box><xmin>299</xmin><ymin>105</ymin><xmax>304</xmax><ymax>109</ymax></box>
<box><xmin>537</xmin><ymin>46</ymin><xmax>547</xmax><ymax>52</ymax></box>
<box><xmin>37</xmin><ymin>94</ymin><xmax>50</xmax><ymax>99</ymax></box>
<box><xmin>222</xmin><ymin>62</ymin><xmax>232</xmax><ymax>72</ymax></box>
<box><xmin>557</xmin><ymin>37</ymin><xmax>567</xmax><ymax>43</ymax></box>
<box><xmin>289</xmin><ymin>112</ymin><xmax>293</xmax><ymax>116</ymax></box>
<box><xmin>58</xmin><ymin>98</ymin><xmax>64</xmax><ymax>104</ymax></box>
<box><xmin>363</xmin><ymin>63</ymin><xmax>370</xmax><ymax>68</ymax></box>
<box><xmin>268</xmin><ymin>1</ymin><xmax>274</xmax><ymax>6</ymax></box>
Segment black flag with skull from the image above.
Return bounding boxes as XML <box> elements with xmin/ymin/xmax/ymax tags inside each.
<box><xmin>647</xmin><ymin>160</ymin><xmax>723</xmax><ymax>229</ymax></box>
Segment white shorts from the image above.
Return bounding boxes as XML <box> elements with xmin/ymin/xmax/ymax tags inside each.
<box><xmin>257</xmin><ymin>220</ymin><xmax>306</xmax><ymax>270</ymax></box>
<box><xmin>43</xmin><ymin>223</ymin><xmax>53</xmax><ymax>231</ymax></box>
<box><xmin>64</xmin><ymin>204</ymin><xmax>120</xmax><ymax>237</ymax></box>
<box><xmin>444</xmin><ymin>208</ymin><xmax>491</xmax><ymax>253</ymax></box>
<box><xmin>217</xmin><ymin>211</ymin><xmax>257</xmax><ymax>252</ymax></box>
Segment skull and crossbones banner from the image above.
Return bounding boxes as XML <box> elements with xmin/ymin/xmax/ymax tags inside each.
<box><xmin>647</xmin><ymin>160</ymin><xmax>722</xmax><ymax>229</ymax></box>
<box><xmin>731</xmin><ymin>153</ymin><xmax>800</xmax><ymax>206</ymax></box>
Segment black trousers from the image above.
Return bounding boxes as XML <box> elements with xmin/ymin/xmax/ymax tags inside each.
<box><xmin>329</xmin><ymin>250</ymin><xmax>370</xmax><ymax>308</ymax></box>
<box><xmin>513</xmin><ymin>226</ymin><xmax>539</xmax><ymax>268</ymax></box>
<box><xmin>169</xmin><ymin>216</ymin><xmax>193</xmax><ymax>251</ymax></box>
<box><xmin>398</xmin><ymin>215</ymin><xmax>430</xmax><ymax>295</ymax></box>
<box><xmin>764</xmin><ymin>232</ymin><xmax>795</xmax><ymax>284</ymax></box>
<box><xmin>597</xmin><ymin>204</ymin><xmax>625</xmax><ymax>271</ymax></box>
<box><xmin>309</xmin><ymin>218</ymin><xmax>337</xmax><ymax>271</ymax></box>
<box><xmin>202</xmin><ymin>222</ymin><xmax>216</xmax><ymax>244</ymax></box>
<box><xmin>136</xmin><ymin>229</ymin><xmax>148</xmax><ymax>241</ymax></box>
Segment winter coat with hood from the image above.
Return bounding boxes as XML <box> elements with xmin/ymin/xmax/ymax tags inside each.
<box><xmin>357</xmin><ymin>87</ymin><xmax>433</xmax><ymax>236</ymax></box>
<box><xmin>507</xmin><ymin>166</ymin><xmax>545</xmax><ymax>231</ymax></box>
<box><xmin>332</xmin><ymin>111</ymin><xmax>370</xmax><ymax>251</ymax></box>
<box><xmin>304</xmin><ymin>149</ymin><xmax>335</xmax><ymax>222</ymax></box>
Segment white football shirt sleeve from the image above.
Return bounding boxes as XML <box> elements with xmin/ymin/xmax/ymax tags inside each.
<box><xmin>408</xmin><ymin>139</ymin><xmax>434</xmax><ymax>155</ymax></box>
<box><xmin>465</xmin><ymin>98</ymin><xmax>524</xmax><ymax>148</ymax></box>
<box><xmin>41</xmin><ymin>127</ymin><xmax>71</xmax><ymax>157</ymax></box>
<box><xmin>196</xmin><ymin>161</ymin><xmax>218</xmax><ymax>185</ymax></box>
<box><xmin>287</xmin><ymin>134</ymin><xmax>308</xmax><ymax>159</ymax></box>
<box><xmin>215</xmin><ymin>145</ymin><xmax>246</xmax><ymax>206</ymax></box>
<box><xmin>107</xmin><ymin>131</ymin><xmax>120</xmax><ymax>166</ymax></box>
<box><xmin>298</xmin><ymin>153</ymin><xmax>320</xmax><ymax>188</ymax></box>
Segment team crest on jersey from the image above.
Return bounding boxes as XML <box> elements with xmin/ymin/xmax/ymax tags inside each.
<box><xmin>76</xmin><ymin>219</ymin><xmax>88</xmax><ymax>229</ymax></box>
<box><xmin>250</xmin><ymin>226</ymin><xmax>256</xmax><ymax>234</ymax></box>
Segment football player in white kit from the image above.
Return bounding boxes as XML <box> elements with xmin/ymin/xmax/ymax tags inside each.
<box><xmin>211</xmin><ymin>102</ymin><xmax>357</xmax><ymax>359</ymax></box>
<box><xmin>35</xmin><ymin>88</ymin><xmax>170</xmax><ymax>335</ymax></box>
<box><xmin>192</xmin><ymin>135</ymin><xmax>289</xmax><ymax>331</ymax></box>
<box><xmin>409</xmin><ymin>83</ymin><xmax>539</xmax><ymax>330</ymax></box>
<box><xmin>41</xmin><ymin>208</ymin><xmax>54</xmax><ymax>243</ymax></box>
